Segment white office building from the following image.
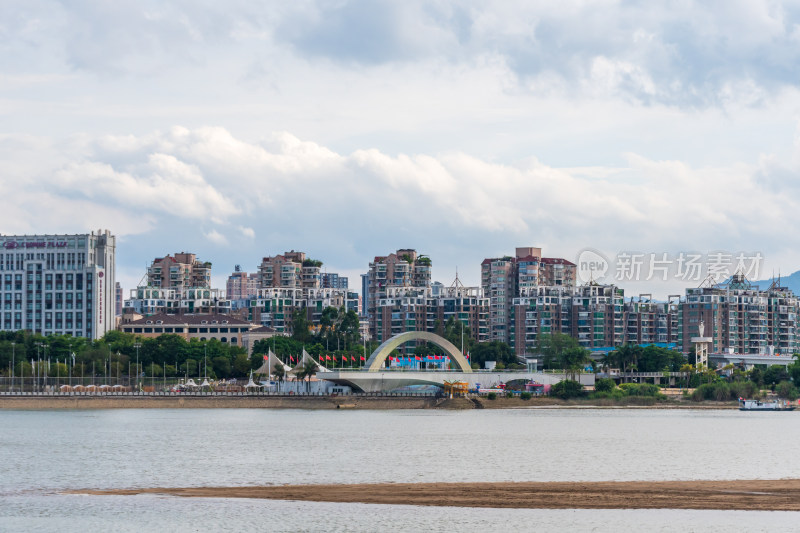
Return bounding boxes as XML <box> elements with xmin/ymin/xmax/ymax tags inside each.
<box><xmin>0</xmin><ymin>230</ymin><xmax>116</xmax><ymax>339</ymax></box>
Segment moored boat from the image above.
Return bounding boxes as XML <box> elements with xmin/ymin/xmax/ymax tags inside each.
<box><xmin>739</xmin><ymin>398</ymin><xmax>796</xmax><ymax>411</ymax></box>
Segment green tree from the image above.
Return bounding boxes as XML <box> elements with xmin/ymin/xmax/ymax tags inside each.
<box><xmin>470</xmin><ymin>341</ymin><xmax>515</xmax><ymax>368</ymax></box>
<box><xmin>551</xmin><ymin>379</ymin><xmax>585</xmax><ymax>399</ymax></box>
<box><xmin>537</xmin><ymin>333</ymin><xmax>582</xmax><ymax>370</ymax></box>
<box><xmin>776</xmin><ymin>381</ymin><xmax>799</xmax><ymax>400</ymax></box>
<box><xmin>595</xmin><ymin>377</ymin><xmax>616</xmax><ymax>393</ymax></box>
<box><xmin>764</xmin><ymin>365</ymin><xmax>789</xmax><ymax>387</ymax></box>
<box><xmin>211</xmin><ymin>356</ymin><xmax>231</xmax><ymax>379</ymax></box>
<box><xmin>232</xmin><ymin>353</ymin><xmax>251</xmax><ymax>377</ymax></box>
<box><xmin>561</xmin><ymin>347</ymin><xmax>591</xmax><ymax>382</ymax></box>
<box><xmin>302</xmin><ymin>359</ymin><xmax>318</xmax><ymax>392</ymax></box>
<box><xmin>273</xmin><ymin>363</ymin><xmax>286</xmax><ymax>387</ymax></box>
<box><xmin>291</xmin><ymin>309</ymin><xmax>313</xmax><ymax>343</ymax></box>
<box><xmin>252</xmin><ymin>336</ymin><xmax>303</xmax><ymax>360</ymax></box>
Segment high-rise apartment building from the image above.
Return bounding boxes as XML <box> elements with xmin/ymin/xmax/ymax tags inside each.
<box><xmin>510</xmin><ymin>284</ymin><xmax>683</xmax><ymax>356</ymax></box>
<box><xmin>539</xmin><ymin>257</ymin><xmax>577</xmax><ymax>287</ymax></box>
<box><xmin>246</xmin><ymin>287</ymin><xmax>359</xmax><ymax>333</ymax></box>
<box><xmin>481</xmin><ymin>247</ymin><xmax>577</xmax><ymax>345</ymax></box>
<box><xmin>123</xmin><ymin>286</ymin><xmax>231</xmax><ymax>318</ymax></box>
<box><xmin>147</xmin><ymin>252</ymin><xmax>211</xmax><ymax>289</ymax></box>
<box><xmin>681</xmin><ymin>273</ymin><xmax>799</xmax><ymax>355</ymax></box>
<box><xmin>371</xmin><ymin>279</ymin><xmax>489</xmax><ymax>350</ymax></box>
<box><xmin>366</xmin><ymin>249</ymin><xmax>431</xmax><ymax>338</ymax></box>
<box><xmin>0</xmin><ymin>230</ymin><xmax>116</xmax><ymax>339</ymax></box>
<box><xmin>258</xmin><ymin>251</ymin><xmax>322</xmax><ymax>290</ymax></box>
<box><xmin>226</xmin><ymin>265</ymin><xmax>259</xmax><ymax>300</ymax></box>
<box><xmin>624</xmin><ymin>295</ymin><xmax>681</xmax><ymax>346</ymax></box>
<box><xmin>321</xmin><ymin>272</ymin><xmax>348</xmax><ymax>290</ymax></box>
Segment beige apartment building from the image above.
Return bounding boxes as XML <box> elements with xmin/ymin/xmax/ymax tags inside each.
<box><xmin>147</xmin><ymin>252</ymin><xmax>211</xmax><ymax>289</ymax></box>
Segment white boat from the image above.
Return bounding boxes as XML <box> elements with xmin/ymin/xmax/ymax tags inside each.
<box><xmin>739</xmin><ymin>398</ymin><xmax>796</xmax><ymax>411</ymax></box>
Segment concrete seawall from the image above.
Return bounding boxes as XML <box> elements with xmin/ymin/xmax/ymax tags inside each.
<box><xmin>0</xmin><ymin>395</ymin><xmax>438</xmax><ymax>410</ymax></box>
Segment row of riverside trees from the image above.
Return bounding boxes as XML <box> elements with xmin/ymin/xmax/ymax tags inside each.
<box><xmin>0</xmin><ymin>330</ymin><xmax>251</xmax><ymax>381</ymax></box>
<box><xmin>537</xmin><ymin>332</ymin><xmax>800</xmax><ymax>401</ymax></box>
<box><xmin>3</xmin><ymin>314</ymin><xmax>799</xmax><ymax>399</ymax></box>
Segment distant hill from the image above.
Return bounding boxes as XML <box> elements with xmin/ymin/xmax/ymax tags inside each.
<box><xmin>750</xmin><ymin>270</ymin><xmax>800</xmax><ymax>294</ymax></box>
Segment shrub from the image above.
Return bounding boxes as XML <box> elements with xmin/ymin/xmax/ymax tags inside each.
<box><xmin>486</xmin><ymin>392</ymin><xmax>497</xmax><ymax>400</ymax></box>
<box><xmin>619</xmin><ymin>383</ymin><xmax>661</xmax><ymax>397</ymax></box>
<box><xmin>776</xmin><ymin>381</ymin><xmax>799</xmax><ymax>401</ymax></box>
<box><xmin>595</xmin><ymin>378</ymin><xmax>616</xmax><ymax>393</ymax></box>
<box><xmin>691</xmin><ymin>381</ymin><xmax>733</xmax><ymax>402</ymax></box>
<box><xmin>550</xmin><ymin>380</ymin><xmax>585</xmax><ymax>399</ymax></box>
<box><xmin>590</xmin><ymin>389</ymin><xmax>625</xmax><ymax>401</ymax></box>
<box><xmin>505</xmin><ymin>391</ymin><xmax>515</xmax><ymax>398</ymax></box>
<box><xmin>729</xmin><ymin>380</ymin><xmax>757</xmax><ymax>400</ymax></box>
<box><xmin>520</xmin><ymin>392</ymin><xmax>532</xmax><ymax>400</ymax></box>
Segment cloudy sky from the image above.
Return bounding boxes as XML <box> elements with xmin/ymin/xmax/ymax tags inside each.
<box><xmin>3</xmin><ymin>0</ymin><xmax>800</xmax><ymax>297</ymax></box>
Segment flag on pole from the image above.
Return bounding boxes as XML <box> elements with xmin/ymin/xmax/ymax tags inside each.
<box><xmin>360</xmin><ymin>356</ymin><xmax>365</xmax><ymax>361</ymax></box>
<box><xmin>263</xmin><ymin>355</ymin><xmax>268</xmax><ymax>361</ymax></box>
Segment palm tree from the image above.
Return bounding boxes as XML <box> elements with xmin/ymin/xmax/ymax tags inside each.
<box><xmin>302</xmin><ymin>360</ymin><xmax>319</xmax><ymax>393</ymax></box>
<box><xmin>613</xmin><ymin>344</ymin><xmax>642</xmax><ymax>374</ymax></box>
<box><xmin>599</xmin><ymin>352</ymin><xmax>615</xmax><ymax>375</ymax></box>
<box><xmin>561</xmin><ymin>347</ymin><xmax>591</xmax><ymax>382</ymax></box>
<box><xmin>273</xmin><ymin>363</ymin><xmax>285</xmax><ymax>392</ymax></box>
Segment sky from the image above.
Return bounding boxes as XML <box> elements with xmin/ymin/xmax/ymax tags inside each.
<box><xmin>3</xmin><ymin>0</ymin><xmax>800</xmax><ymax>298</ymax></box>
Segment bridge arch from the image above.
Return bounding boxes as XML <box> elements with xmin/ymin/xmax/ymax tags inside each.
<box><xmin>364</xmin><ymin>331</ymin><xmax>472</xmax><ymax>373</ymax></box>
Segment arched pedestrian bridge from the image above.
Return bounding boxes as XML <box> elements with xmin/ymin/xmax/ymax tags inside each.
<box><xmin>363</xmin><ymin>331</ymin><xmax>471</xmax><ymax>372</ymax></box>
<box><xmin>317</xmin><ymin>331</ymin><xmax>593</xmax><ymax>392</ymax></box>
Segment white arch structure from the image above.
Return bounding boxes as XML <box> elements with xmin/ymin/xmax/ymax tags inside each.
<box><xmin>364</xmin><ymin>331</ymin><xmax>472</xmax><ymax>373</ymax></box>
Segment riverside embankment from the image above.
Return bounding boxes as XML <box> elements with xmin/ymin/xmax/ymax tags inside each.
<box><xmin>0</xmin><ymin>394</ymin><xmax>740</xmax><ymax>410</ymax></box>
<box><xmin>0</xmin><ymin>394</ymin><xmax>436</xmax><ymax>410</ymax></box>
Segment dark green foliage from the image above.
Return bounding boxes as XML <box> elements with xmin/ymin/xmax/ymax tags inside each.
<box><xmin>763</xmin><ymin>365</ymin><xmax>789</xmax><ymax>386</ymax></box>
<box><xmin>618</xmin><ymin>383</ymin><xmax>662</xmax><ymax>397</ymax></box>
<box><xmin>520</xmin><ymin>392</ymin><xmax>532</xmax><ymax>400</ymax></box>
<box><xmin>601</xmin><ymin>344</ymin><xmax>687</xmax><ymax>373</ymax></box>
<box><xmin>691</xmin><ymin>381</ymin><xmax>734</xmax><ymax>402</ymax></box>
<box><xmin>776</xmin><ymin>381</ymin><xmax>799</xmax><ymax>400</ymax></box>
<box><xmin>789</xmin><ymin>362</ymin><xmax>800</xmax><ymax>384</ymax></box>
<box><xmin>729</xmin><ymin>380</ymin><xmax>758</xmax><ymax>399</ymax></box>
<box><xmin>290</xmin><ymin>309</ymin><xmax>313</xmax><ymax>343</ymax></box>
<box><xmin>470</xmin><ymin>341</ymin><xmax>516</xmax><ymax>368</ymax></box>
<box><xmin>550</xmin><ymin>379</ymin><xmax>585</xmax><ymax>399</ymax></box>
<box><xmin>486</xmin><ymin>392</ymin><xmax>497</xmax><ymax>400</ymax></box>
<box><xmin>594</xmin><ymin>377</ymin><xmax>616</xmax><ymax>393</ymax></box>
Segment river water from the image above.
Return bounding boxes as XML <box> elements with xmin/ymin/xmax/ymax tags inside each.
<box><xmin>1</xmin><ymin>408</ymin><xmax>798</xmax><ymax>531</ymax></box>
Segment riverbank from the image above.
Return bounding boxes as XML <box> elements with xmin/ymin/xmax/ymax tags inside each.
<box><xmin>0</xmin><ymin>394</ymin><xmax>740</xmax><ymax>410</ymax></box>
<box><xmin>73</xmin><ymin>479</ymin><xmax>800</xmax><ymax>510</ymax></box>
<box><xmin>0</xmin><ymin>395</ymin><xmax>434</xmax><ymax>410</ymax></box>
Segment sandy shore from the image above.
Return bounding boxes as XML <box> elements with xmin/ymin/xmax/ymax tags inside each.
<box><xmin>72</xmin><ymin>480</ymin><xmax>800</xmax><ymax>510</ymax></box>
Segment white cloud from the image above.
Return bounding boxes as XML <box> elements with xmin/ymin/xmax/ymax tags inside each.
<box><xmin>3</xmin><ymin>127</ymin><xmax>800</xmax><ymax>298</ymax></box>
<box><xmin>204</xmin><ymin>229</ymin><xmax>228</xmax><ymax>246</ymax></box>
<box><xmin>4</xmin><ymin>2</ymin><xmax>800</xmax><ymax>297</ymax></box>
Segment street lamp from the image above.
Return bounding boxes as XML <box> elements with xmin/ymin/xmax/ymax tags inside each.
<box><xmin>134</xmin><ymin>342</ymin><xmax>141</xmax><ymax>392</ymax></box>
<box><xmin>35</xmin><ymin>342</ymin><xmax>42</xmax><ymax>393</ymax></box>
<box><xmin>10</xmin><ymin>342</ymin><xmax>15</xmax><ymax>392</ymax></box>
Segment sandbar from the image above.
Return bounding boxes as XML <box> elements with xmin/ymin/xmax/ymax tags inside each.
<box><xmin>72</xmin><ymin>479</ymin><xmax>800</xmax><ymax>510</ymax></box>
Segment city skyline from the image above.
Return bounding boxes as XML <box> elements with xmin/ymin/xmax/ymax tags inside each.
<box><xmin>4</xmin><ymin>2</ymin><xmax>800</xmax><ymax>298</ymax></box>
